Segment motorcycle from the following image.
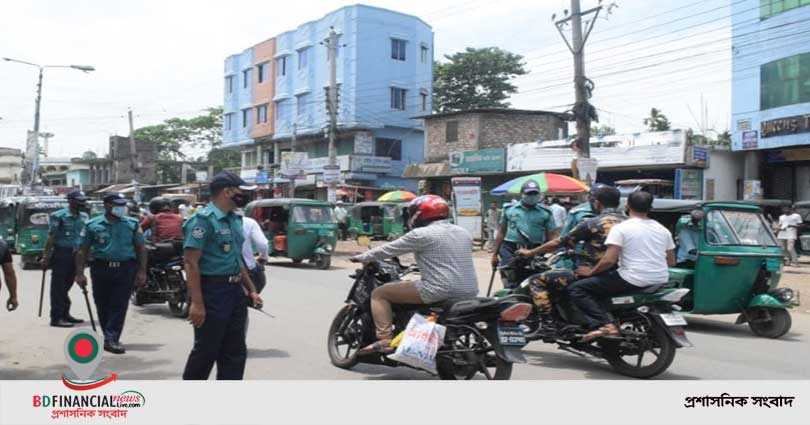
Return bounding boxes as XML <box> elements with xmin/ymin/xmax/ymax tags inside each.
<box><xmin>327</xmin><ymin>258</ymin><xmax>533</xmax><ymax>380</ymax></box>
<box><xmin>131</xmin><ymin>241</ymin><xmax>188</xmax><ymax>318</ymax></box>
<box><xmin>496</xmin><ymin>251</ymin><xmax>692</xmax><ymax>379</ymax></box>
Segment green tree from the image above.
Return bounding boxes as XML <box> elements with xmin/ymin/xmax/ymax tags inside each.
<box><xmin>590</xmin><ymin>124</ymin><xmax>616</xmax><ymax>137</ymax></box>
<box><xmin>81</xmin><ymin>150</ymin><xmax>97</xmax><ymax>160</ymax></box>
<box><xmin>433</xmin><ymin>47</ymin><xmax>528</xmax><ymax>112</ymax></box>
<box><xmin>643</xmin><ymin>108</ymin><xmax>671</xmax><ymax>132</ymax></box>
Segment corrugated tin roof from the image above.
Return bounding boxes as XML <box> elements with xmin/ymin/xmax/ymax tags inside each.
<box><xmin>402</xmin><ymin>162</ymin><xmax>450</xmax><ymax>178</ymax></box>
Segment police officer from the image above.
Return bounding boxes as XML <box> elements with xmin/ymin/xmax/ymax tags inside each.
<box><xmin>75</xmin><ymin>192</ymin><xmax>147</xmax><ymax>354</ymax></box>
<box><xmin>42</xmin><ymin>190</ymin><xmax>89</xmax><ymax>328</ymax></box>
<box><xmin>491</xmin><ymin>181</ymin><xmax>558</xmax><ymax>288</ymax></box>
<box><xmin>182</xmin><ymin>171</ymin><xmax>263</xmax><ymax>380</ymax></box>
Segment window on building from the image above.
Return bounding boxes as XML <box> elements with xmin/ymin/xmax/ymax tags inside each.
<box><xmin>298</xmin><ymin>47</ymin><xmax>309</xmax><ymax>70</ymax></box>
<box><xmin>256</xmin><ymin>104</ymin><xmax>268</xmax><ymax>124</ymax></box>
<box><xmin>420</xmin><ymin>90</ymin><xmax>429</xmax><ymax>112</ymax></box>
<box><xmin>242</xmin><ymin>69</ymin><xmax>251</xmax><ymax>88</ymax></box>
<box><xmin>297</xmin><ymin>93</ymin><xmax>310</xmax><ymax>116</ymax></box>
<box><xmin>421</xmin><ymin>45</ymin><xmax>429</xmax><ymax>63</ymax></box>
<box><xmin>257</xmin><ymin>63</ymin><xmax>268</xmax><ymax>83</ymax></box>
<box><xmin>242</xmin><ymin>108</ymin><xmax>251</xmax><ymax>128</ymax></box>
<box><xmin>446</xmin><ymin>121</ymin><xmax>459</xmax><ymax>143</ymax></box>
<box><xmin>275</xmin><ymin>99</ymin><xmax>290</xmax><ymax>122</ymax></box>
<box><xmin>224</xmin><ymin>113</ymin><xmax>234</xmax><ymax>130</ymax></box>
<box><xmin>391</xmin><ymin>38</ymin><xmax>406</xmax><ymax>61</ymax></box>
<box><xmin>375</xmin><ymin>138</ymin><xmax>402</xmax><ymax>161</ymax></box>
<box><xmin>276</xmin><ymin>56</ymin><xmax>287</xmax><ymax>77</ymax></box>
<box><xmin>761</xmin><ymin>0</ymin><xmax>810</xmax><ymax>18</ymax></box>
<box><xmin>760</xmin><ymin>52</ymin><xmax>810</xmax><ymax>110</ymax></box>
<box><xmin>225</xmin><ymin>76</ymin><xmax>234</xmax><ymax>93</ymax></box>
<box><xmin>390</xmin><ymin>87</ymin><xmax>407</xmax><ymax>110</ymax></box>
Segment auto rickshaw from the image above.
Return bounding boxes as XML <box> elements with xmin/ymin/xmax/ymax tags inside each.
<box><xmin>244</xmin><ymin>198</ymin><xmax>337</xmax><ymax>269</ymax></box>
<box><xmin>15</xmin><ymin>196</ymin><xmax>69</xmax><ymax>269</ymax></box>
<box><xmin>651</xmin><ymin>200</ymin><xmax>798</xmax><ymax>338</ymax></box>
<box><xmin>345</xmin><ymin>201</ymin><xmax>408</xmax><ymax>241</ymax></box>
<box><xmin>793</xmin><ymin>200</ymin><xmax>810</xmax><ymax>255</ymax></box>
<box><xmin>0</xmin><ymin>197</ymin><xmax>23</xmax><ymax>249</ymax></box>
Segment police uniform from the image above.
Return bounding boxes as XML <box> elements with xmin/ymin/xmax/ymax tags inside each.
<box><xmin>529</xmin><ymin>209</ymin><xmax>626</xmax><ymax>313</ymax></box>
<box><xmin>82</xmin><ymin>193</ymin><xmax>144</xmax><ymax>349</ymax></box>
<box><xmin>561</xmin><ymin>203</ymin><xmax>595</xmax><ymax>236</ymax></box>
<box><xmin>182</xmin><ymin>201</ymin><xmax>249</xmax><ymax>380</ymax></box>
<box><xmin>498</xmin><ymin>202</ymin><xmax>556</xmax><ymax>284</ymax></box>
<box><xmin>48</xmin><ymin>201</ymin><xmax>89</xmax><ymax>326</ymax></box>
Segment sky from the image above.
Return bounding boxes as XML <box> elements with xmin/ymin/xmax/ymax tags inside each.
<box><xmin>0</xmin><ymin>0</ymin><xmax>733</xmax><ymax>159</ymax></box>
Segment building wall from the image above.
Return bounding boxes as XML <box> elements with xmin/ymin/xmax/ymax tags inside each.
<box><xmin>731</xmin><ymin>1</ymin><xmax>810</xmax><ymax>151</ymax></box>
<box><xmin>252</xmin><ymin>38</ymin><xmax>276</xmax><ymax>140</ymax></box>
<box><xmin>0</xmin><ymin>148</ymin><xmax>22</xmax><ymax>184</ymax></box>
<box><xmin>223</xmin><ymin>48</ymin><xmax>255</xmax><ymax>147</ymax></box>
<box><xmin>424</xmin><ymin>114</ymin><xmax>481</xmax><ymax>162</ymax></box>
<box><xmin>108</xmin><ymin>136</ymin><xmax>157</xmax><ymax>185</ymax></box>
<box><xmin>702</xmin><ymin>149</ymin><xmax>745</xmax><ymax>201</ymax></box>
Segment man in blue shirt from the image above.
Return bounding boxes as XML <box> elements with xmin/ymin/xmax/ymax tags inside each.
<box><xmin>75</xmin><ymin>192</ymin><xmax>147</xmax><ymax>354</ymax></box>
<box><xmin>42</xmin><ymin>190</ymin><xmax>89</xmax><ymax>328</ymax></box>
<box><xmin>182</xmin><ymin>171</ymin><xmax>262</xmax><ymax>380</ymax></box>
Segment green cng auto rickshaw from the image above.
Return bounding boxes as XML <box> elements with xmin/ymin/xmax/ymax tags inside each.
<box><xmin>16</xmin><ymin>197</ymin><xmax>69</xmax><ymax>269</ymax></box>
<box><xmin>244</xmin><ymin>198</ymin><xmax>337</xmax><ymax>269</ymax></box>
<box><xmin>793</xmin><ymin>200</ymin><xmax>810</xmax><ymax>255</ymax></box>
<box><xmin>654</xmin><ymin>201</ymin><xmax>798</xmax><ymax>338</ymax></box>
<box><xmin>0</xmin><ymin>197</ymin><xmax>23</xmax><ymax>249</ymax></box>
<box><xmin>346</xmin><ymin>201</ymin><xmax>408</xmax><ymax>241</ymax></box>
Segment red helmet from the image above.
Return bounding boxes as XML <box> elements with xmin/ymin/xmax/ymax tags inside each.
<box><xmin>408</xmin><ymin>195</ymin><xmax>449</xmax><ymax>228</ymax></box>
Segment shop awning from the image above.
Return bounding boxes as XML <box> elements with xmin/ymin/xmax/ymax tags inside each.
<box><xmin>402</xmin><ymin>163</ymin><xmax>450</xmax><ymax>178</ymax></box>
<box><xmin>94</xmin><ymin>183</ymin><xmax>133</xmax><ymax>193</ymax></box>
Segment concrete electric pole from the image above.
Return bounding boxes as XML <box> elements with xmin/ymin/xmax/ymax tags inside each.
<box><xmin>127</xmin><ymin>108</ymin><xmax>142</xmax><ymax>203</ymax></box>
<box><xmin>324</xmin><ymin>26</ymin><xmax>340</xmax><ymax>203</ymax></box>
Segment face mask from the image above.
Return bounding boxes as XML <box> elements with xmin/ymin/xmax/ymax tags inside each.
<box><xmin>522</xmin><ymin>194</ymin><xmax>540</xmax><ymax>206</ymax></box>
<box><xmin>230</xmin><ymin>191</ymin><xmax>249</xmax><ymax>208</ymax></box>
<box><xmin>111</xmin><ymin>206</ymin><xmax>128</xmax><ymax>218</ymax></box>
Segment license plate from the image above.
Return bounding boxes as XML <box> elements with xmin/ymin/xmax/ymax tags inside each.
<box><xmin>660</xmin><ymin>312</ymin><xmax>687</xmax><ymax>326</ymax></box>
<box><xmin>497</xmin><ymin>323</ymin><xmax>527</xmax><ymax>346</ymax></box>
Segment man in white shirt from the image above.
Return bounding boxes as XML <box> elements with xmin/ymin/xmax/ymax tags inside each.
<box><xmin>567</xmin><ymin>191</ymin><xmax>676</xmax><ymax>341</ymax></box>
<box><xmin>334</xmin><ymin>201</ymin><xmax>348</xmax><ymax>240</ymax></box>
<box><xmin>777</xmin><ymin>206</ymin><xmax>802</xmax><ymax>267</ymax></box>
<box><xmin>241</xmin><ymin>215</ymin><xmax>269</xmax><ymax>293</ymax></box>
<box><xmin>549</xmin><ymin>197</ymin><xmax>568</xmax><ymax>228</ymax></box>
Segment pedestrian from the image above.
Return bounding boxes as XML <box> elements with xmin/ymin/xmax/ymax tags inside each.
<box><xmin>182</xmin><ymin>171</ymin><xmax>263</xmax><ymax>380</ymax></box>
<box><xmin>240</xmin><ymin>212</ymin><xmax>269</xmax><ymax>294</ymax></box>
<box><xmin>777</xmin><ymin>206</ymin><xmax>802</xmax><ymax>267</ymax></box>
<box><xmin>1</xmin><ymin>238</ymin><xmax>18</xmax><ymax>312</ymax></box>
<box><xmin>334</xmin><ymin>201</ymin><xmax>348</xmax><ymax>240</ymax></box>
<box><xmin>485</xmin><ymin>201</ymin><xmax>501</xmax><ymax>253</ymax></box>
<box><xmin>141</xmin><ymin>197</ymin><xmax>183</xmax><ymax>242</ymax></box>
<box><xmin>491</xmin><ymin>181</ymin><xmax>558</xmax><ymax>288</ymax></box>
<box><xmin>75</xmin><ymin>192</ymin><xmax>147</xmax><ymax>354</ymax></box>
<box><xmin>41</xmin><ymin>190</ymin><xmax>89</xmax><ymax>328</ymax></box>
<box><xmin>549</xmin><ymin>197</ymin><xmax>568</xmax><ymax>228</ymax></box>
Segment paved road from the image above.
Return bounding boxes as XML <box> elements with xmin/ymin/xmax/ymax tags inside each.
<box><xmin>1</xmin><ymin>257</ymin><xmax>808</xmax><ymax>380</ymax></box>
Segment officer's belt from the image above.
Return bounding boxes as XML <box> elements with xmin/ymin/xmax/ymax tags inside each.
<box><xmin>201</xmin><ymin>274</ymin><xmax>242</xmax><ymax>284</ymax></box>
<box><xmin>91</xmin><ymin>259</ymin><xmax>135</xmax><ymax>269</ymax></box>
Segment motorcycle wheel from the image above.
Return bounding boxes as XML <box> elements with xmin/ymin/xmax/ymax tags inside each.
<box><xmin>603</xmin><ymin>315</ymin><xmax>675</xmax><ymax>379</ymax></box>
<box><xmin>327</xmin><ymin>304</ymin><xmax>361</xmax><ymax>369</ymax></box>
<box><xmin>436</xmin><ymin>330</ymin><xmax>513</xmax><ymax>380</ymax></box>
<box><xmin>313</xmin><ymin>254</ymin><xmax>331</xmax><ymax>270</ymax></box>
<box><xmin>168</xmin><ymin>299</ymin><xmax>189</xmax><ymax>318</ymax></box>
<box><xmin>747</xmin><ymin>308</ymin><xmax>791</xmax><ymax>338</ymax></box>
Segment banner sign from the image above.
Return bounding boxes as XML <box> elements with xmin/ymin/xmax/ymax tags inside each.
<box><xmin>448</xmin><ymin>148</ymin><xmax>505</xmax><ymax>174</ymax></box>
<box><xmin>354</xmin><ymin>132</ymin><xmax>374</xmax><ymax>155</ymax></box>
<box><xmin>280</xmin><ymin>152</ymin><xmax>308</xmax><ymax>178</ymax></box>
<box><xmin>322</xmin><ymin>165</ymin><xmax>340</xmax><ymax>184</ymax></box>
<box><xmin>674</xmin><ymin>168</ymin><xmax>703</xmax><ymax>200</ymax></box>
<box><xmin>760</xmin><ymin>114</ymin><xmax>810</xmax><ymax>138</ymax></box>
<box><xmin>350</xmin><ymin>156</ymin><xmax>391</xmax><ymax>173</ymax></box>
<box><xmin>451</xmin><ymin>177</ymin><xmax>482</xmax><ymax>239</ymax></box>
<box><xmin>741</xmin><ymin>131</ymin><xmax>759</xmax><ymax>150</ymax></box>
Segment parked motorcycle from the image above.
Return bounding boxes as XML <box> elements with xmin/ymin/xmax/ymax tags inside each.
<box><xmin>131</xmin><ymin>241</ymin><xmax>188</xmax><ymax>318</ymax></box>
<box><xmin>327</xmin><ymin>258</ymin><xmax>533</xmax><ymax>380</ymax></box>
<box><xmin>496</xmin><ymin>251</ymin><xmax>692</xmax><ymax>379</ymax></box>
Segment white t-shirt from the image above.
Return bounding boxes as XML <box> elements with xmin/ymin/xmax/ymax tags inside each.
<box><xmin>605</xmin><ymin>217</ymin><xmax>676</xmax><ymax>287</ymax></box>
<box><xmin>241</xmin><ymin>216</ymin><xmax>269</xmax><ymax>269</ymax></box>
<box><xmin>777</xmin><ymin>213</ymin><xmax>802</xmax><ymax>240</ymax></box>
<box><xmin>550</xmin><ymin>203</ymin><xmax>567</xmax><ymax>228</ymax></box>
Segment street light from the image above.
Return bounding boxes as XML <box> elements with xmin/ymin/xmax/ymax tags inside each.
<box><xmin>2</xmin><ymin>57</ymin><xmax>95</xmax><ymax>187</ymax></box>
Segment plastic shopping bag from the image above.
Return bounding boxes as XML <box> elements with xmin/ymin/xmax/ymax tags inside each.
<box><xmin>388</xmin><ymin>314</ymin><xmax>446</xmax><ymax>373</ymax></box>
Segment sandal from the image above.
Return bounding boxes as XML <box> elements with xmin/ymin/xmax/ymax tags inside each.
<box><xmin>581</xmin><ymin>323</ymin><xmax>619</xmax><ymax>342</ymax></box>
<box><xmin>357</xmin><ymin>339</ymin><xmax>394</xmax><ymax>356</ymax></box>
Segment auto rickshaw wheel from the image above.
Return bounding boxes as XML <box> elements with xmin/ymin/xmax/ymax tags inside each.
<box><xmin>313</xmin><ymin>254</ymin><xmax>331</xmax><ymax>270</ymax></box>
<box><xmin>292</xmin><ymin>259</ymin><xmax>304</xmax><ymax>264</ymax></box>
<box><xmin>747</xmin><ymin>308</ymin><xmax>792</xmax><ymax>338</ymax></box>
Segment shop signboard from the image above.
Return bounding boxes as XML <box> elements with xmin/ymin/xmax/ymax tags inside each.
<box><xmin>350</xmin><ymin>156</ymin><xmax>391</xmax><ymax>173</ymax></box>
<box><xmin>506</xmin><ymin>130</ymin><xmax>687</xmax><ymax>172</ymax></box>
<box><xmin>280</xmin><ymin>152</ymin><xmax>308</xmax><ymax>178</ymax></box>
<box><xmin>354</xmin><ymin>132</ymin><xmax>374</xmax><ymax>155</ymax></box>
<box><xmin>448</xmin><ymin>148</ymin><xmax>505</xmax><ymax>174</ymax></box>
<box><xmin>451</xmin><ymin>177</ymin><xmax>482</xmax><ymax>240</ymax></box>
<box><xmin>741</xmin><ymin>131</ymin><xmax>758</xmax><ymax>150</ymax></box>
<box><xmin>303</xmin><ymin>156</ymin><xmax>351</xmax><ymax>174</ymax></box>
<box><xmin>691</xmin><ymin>146</ymin><xmax>709</xmax><ymax>167</ymax></box>
<box><xmin>322</xmin><ymin>165</ymin><xmax>340</xmax><ymax>184</ymax></box>
<box><xmin>674</xmin><ymin>169</ymin><xmax>703</xmax><ymax>200</ymax></box>
<box><xmin>766</xmin><ymin>148</ymin><xmax>810</xmax><ymax>163</ymax></box>
<box><xmin>743</xmin><ymin>180</ymin><xmax>762</xmax><ymax>201</ymax></box>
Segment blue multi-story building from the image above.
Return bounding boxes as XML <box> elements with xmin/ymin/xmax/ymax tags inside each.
<box><xmin>222</xmin><ymin>4</ymin><xmax>433</xmax><ymax>196</ymax></box>
<box><xmin>731</xmin><ymin>0</ymin><xmax>810</xmax><ymax>200</ymax></box>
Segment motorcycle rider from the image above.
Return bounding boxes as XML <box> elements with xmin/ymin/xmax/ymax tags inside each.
<box><xmin>350</xmin><ymin>195</ymin><xmax>478</xmax><ymax>355</ymax></box>
<box><xmin>141</xmin><ymin>197</ymin><xmax>184</xmax><ymax>242</ymax></box>
<box><xmin>515</xmin><ymin>185</ymin><xmax>625</xmax><ymax>324</ymax></box>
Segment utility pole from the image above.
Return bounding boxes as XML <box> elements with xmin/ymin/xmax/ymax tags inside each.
<box><xmin>324</xmin><ymin>26</ymin><xmax>340</xmax><ymax>203</ymax></box>
<box><xmin>289</xmin><ymin>123</ymin><xmax>297</xmax><ymax>198</ymax></box>
<box><xmin>127</xmin><ymin>108</ymin><xmax>141</xmax><ymax>203</ymax></box>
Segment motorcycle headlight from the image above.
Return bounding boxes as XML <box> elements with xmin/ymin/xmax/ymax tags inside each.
<box><xmin>770</xmin><ymin>288</ymin><xmax>794</xmax><ymax>303</ymax></box>
<box><xmin>324</xmin><ymin>244</ymin><xmax>334</xmax><ymax>252</ymax></box>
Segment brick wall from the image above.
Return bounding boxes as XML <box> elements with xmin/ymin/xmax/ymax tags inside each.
<box><xmin>425</xmin><ymin>114</ymin><xmax>480</xmax><ymax>162</ymax></box>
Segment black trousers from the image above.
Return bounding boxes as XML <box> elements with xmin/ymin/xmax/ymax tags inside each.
<box><xmin>566</xmin><ymin>271</ymin><xmax>642</xmax><ymax>329</ymax></box>
<box><xmin>90</xmin><ymin>260</ymin><xmax>136</xmax><ymax>343</ymax></box>
<box><xmin>183</xmin><ymin>277</ymin><xmax>248</xmax><ymax>380</ymax></box>
<box><xmin>49</xmin><ymin>247</ymin><xmax>76</xmax><ymax>323</ymax></box>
